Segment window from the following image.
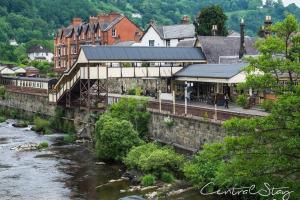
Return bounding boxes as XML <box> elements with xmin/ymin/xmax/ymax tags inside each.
<box><xmin>149</xmin><ymin>40</ymin><xmax>155</xmax><ymax>47</ymax></box>
<box><xmin>112</xmin><ymin>28</ymin><xmax>117</xmax><ymax>37</ymax></box>
<box><xmin>166</xmin><ymin>40</ymin><xmax>171</xmax><ymax>47</ymax></box>
<box><xmin>73</xmin><ymin>46</ymin><xmax>77</xmax><ymax>54</ymax></box>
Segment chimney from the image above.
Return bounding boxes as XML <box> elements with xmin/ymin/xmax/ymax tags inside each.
<box><xmin>211</xmin><ymin>25</ymin><xmax>218</xmax><ymax>36</ymax></box>
<box><xmin>181</xmin><ymin>15</ymin><xmax>190</xmax><ymax>24</ymax></box>
<box><xmin>72</xmin><ymin>18</ymin><xmax>83</xmax><ymax>26</ymax></box>
<box><xmin>98</xmin><ymin>12</ymin><xmax>121</xmax><ymax>25</ymax></box>
<box><xmin>264</xmin><ymin>15</ymin><xmax>272</xmax><ymax>37</ymax></box>
<box><xmin>239</xmin><ymin>18</ymin><xmax>246</xmax><ymax>59</ymax></box>
<box><xmin>149</xmin><ymin>19</ymin><xmax>156</xmax><ymax>26</ymax></box>
<box><xmin>89</xmin><ymin>16</ymin><xmax>98</xmax><ymax>24</ymax></box>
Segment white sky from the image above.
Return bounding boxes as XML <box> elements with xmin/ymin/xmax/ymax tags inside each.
<box><xmin>282</xmin><ymin>0</ymin><xmax>300</xmax><ymax>7</ymax></box>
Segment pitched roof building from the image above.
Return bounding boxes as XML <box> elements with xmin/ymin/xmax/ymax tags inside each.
<box><xmin>27</xmin><ymin>45</ymin><xmax>53</xmax><ymax>63</ymax></box>
<box><xmin>136</xmin><ymin>16</ymin><xmax>195</xmax><ymax>47</ymax></box>
<box><xmin>54</xmin><ymin>12</ymin><xmax>143</xmax><ymax>72</ymax></box>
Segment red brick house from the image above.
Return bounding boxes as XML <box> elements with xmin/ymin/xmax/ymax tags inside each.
<box><xmin>54</xmin><ymin>12</ymin><xmax>143</xmax><ymax>72</ymax></box>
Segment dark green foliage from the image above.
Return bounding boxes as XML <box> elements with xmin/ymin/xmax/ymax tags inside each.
<box><xmin>0</xmin><ymin>116</ymin><xmax>6</xmax><ymax>123</ymax></box>
<box><xmin>161</xmin><ymin>172</ymin><xmax>175</xmax><ymax>183</ymax></box>
<box><xmin>141</xmin><ymin>174</ymin><xmax>156</xmax><ymax>186</ymax></box>
<box><xmin>0</xmin><ymin>86</ymin><xmax>6</xmax><ymax>100</ymax></box>
<box><xmin>109</xmin><ymin>98</ymin><xmax>151</xmax><ymax>138</ymax></box>
<box><xmin>194</xmin><ymin>5</ymin><xmax>228</xmax><ymax>36</ymax></box>
<box><xmin>124</xmin><ymin>143</ymin><xmax>185</xmax><ymax>175</ymax></box>
<box><xmin>261</xmin><ymin>99</ymin><xmax>274</xmax><ymax>112</ymax></box>
<box><xmin>95</xmin><ymin>114</ymin><xmax>143</xmax><ymax>161</ymax></box>
<box><xmin>236</xmin><ymin>94</ymin><xmax>248</xmax><ymax>108</ymax></box>
<box><xmin>184</xmin><ymin>15</ymin><xmax>300</xmax><ymax>200</ymax></box>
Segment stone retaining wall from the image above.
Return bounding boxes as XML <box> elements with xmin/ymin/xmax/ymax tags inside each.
<box><xmin>148</xmin><ymin>111</ymin><xmax>226</xmax><ymax>152</ymax></box>
<box><xmin>0</xmin><ymin>90</ymin><xmax>56</xmax><ymax>116</ymax></box>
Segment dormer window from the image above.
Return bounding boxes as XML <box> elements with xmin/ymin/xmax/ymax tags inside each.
<box><xmin>112</xmin><ymin>28</ymin><xmax>117</xmax><ymax>37</ymax></box>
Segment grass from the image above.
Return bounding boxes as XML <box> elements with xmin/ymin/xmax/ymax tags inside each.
<box><xmin>63</xmin><ymin>133</ymin><xmax>77</xmax><ymax>144</ymax></box>
<box><xmin>141</xmin><ymin>174</ymin><xmax>156</xmax><ymax>186</ymax></box>
<box><xmin>37</xmin><ymin>142</ymin><xmax>49</xmax><ymax>150</ymax></box>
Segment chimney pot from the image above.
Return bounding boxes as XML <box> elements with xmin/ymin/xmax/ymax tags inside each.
<box><xmin>212</xmin><ymin>25</ymin><xmax>218</xmax><ymax>36</ymax></box>
<box><xmin>181</xmin><ymin>15</ymin><xmax>190</xmax><ymax>24</ymax></box>
<box><xmin>72</xmin><ymin>18</ymin><xmax>83</xmax><ymax>26</ymax></box>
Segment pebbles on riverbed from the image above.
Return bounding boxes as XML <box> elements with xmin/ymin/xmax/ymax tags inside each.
<box><xmin>10</xmin><ymin>143</ymin><xmax>38</xmax><ymax>151</ymax></box>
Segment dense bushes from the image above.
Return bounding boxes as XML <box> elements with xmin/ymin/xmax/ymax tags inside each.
<box><xmin>261</xmin><ymin>99</ymin><xmax>274</xmax><ymax>112</ymax></box>
<box><xmin>95</xmin><ymin>114</ymin><xmax>143</xmax><ymax>161</ymax></box>
<box><xmin>109</xmin><ymin>98</ymin><xmax>150</xmax><ymax>138</ymax></box>
<box><xmin>33</xmin><ymin>116</ymin><xmax>51</xmax><ymax>134</ymax></box>
<box><xmin>124</xmin><ymin>143</ymin><xmax>185</xmax><ymax>175</ymax></box>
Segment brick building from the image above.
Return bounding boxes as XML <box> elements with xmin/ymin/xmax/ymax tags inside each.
<box><xmin>54</xmin><ymin>12</ymin><xmax>143</xmax><ymax>72</ymax></box>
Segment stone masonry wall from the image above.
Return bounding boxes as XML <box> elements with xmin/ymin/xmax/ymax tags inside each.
<box><xmin>107</xmin><ymin>78</ymin><xmax>168</xmax><ymax>94</ymax></box>
<box><xmin>0</xmin><ymin>91</ymin><xmax>56</xmax><ymax>116</ymax></box>
<box><xmin>148</xmin><ymin>111</ymin><xmax>226</xmax><ymax>152</ymax></box>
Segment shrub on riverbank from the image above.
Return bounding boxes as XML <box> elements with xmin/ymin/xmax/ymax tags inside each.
<box><xmin>37</xmin><ymin>142</ymin><xmax>49</xmax><ymax>150</ymax></box>
<box><xmin>0</xmin><ymin>116</ymin><xmax>6</xmax><ymax>123</ymax></box>
<box><xmin>109</xmin><ymin>98</ymin><xmax>150</xmax><ymax>138</ymax></box>
<box><xmin>124</xmin><ymin>143</ymin><xmax>185</xmax><ymax>176</ymax></box>
<box><xmin>33</xmin><ymin>116</ymin><xmax>51</xmax><ymax>134</ymax></box>
<box><xmin>141</xmin><ymin>174</ymin><xmax>156</xmax><ymax>186</ymax></box>
<box><xmin>95</xmin><ymin>114</ymin><xmax>143</xmax><ymax>161</ymax></box>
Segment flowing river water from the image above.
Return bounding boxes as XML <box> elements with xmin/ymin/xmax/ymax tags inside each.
<box><xmin>0</xmin><ymin>120</ymin><xmax>219</xmax><ymax>200</ymax></box>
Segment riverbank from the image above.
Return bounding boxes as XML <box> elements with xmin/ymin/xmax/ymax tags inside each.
<box><xmin>0</xmin><ymin>119</ymin><xmax>218</xmax><ymax>200</ymax></box>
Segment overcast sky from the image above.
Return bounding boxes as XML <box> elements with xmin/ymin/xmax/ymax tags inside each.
<box><xmin>282</xmin><ymin>0</ymin><xmax>300</xmax><ymax>7</ymax></box>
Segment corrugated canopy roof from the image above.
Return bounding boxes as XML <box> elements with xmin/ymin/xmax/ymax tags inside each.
<box><xmin>81</xmin><ymin>46</ymin><xmax>206</xmax><ymax>61</ymax></box>
<box><xmin>175</xmin><ymin>63</ymin><xmax>248</xmax><ymax>79</ymax></box>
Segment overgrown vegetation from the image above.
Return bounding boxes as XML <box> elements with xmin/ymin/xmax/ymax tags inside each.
<box><xmin>183</xmin><ymin>15</ymin><xmax>300</xmax><ymax>200</ymax></box>
<box><xmin>33</xmin><ymin>116</ymin><xmax>51</xmax><ymax>134</ymax></box>
<box><xmin>261</xmin><ymin>99</ymin><xmax>275</xmax><ymax>112</ymax></box>
<box><xmin>141</xmin><ymin>174</ymin><xmax>156</xmax><ymax>186</ymax></box>
<box><xmin>109</xmin><ymin>98</ymin><xmax>150</xmax><ymax>138</ymax></box>
<box><xmin>236</xmin><ymin>94</ymin><xmax>248</xmax><ymax>108</ymax></box>
<box><xmin>95</xmin><ymin>113</ymin><xmax>143</xmax><ymax>161</ymax></box>
<box><xmin>124</xmin><ymin>143</ymin><xmax>185</xmax><ymax>177</ymax></box>
<box><xmin>37</xmin><ymin>142</ymin><xmax>49</xmax><ymax>150</ymax></box>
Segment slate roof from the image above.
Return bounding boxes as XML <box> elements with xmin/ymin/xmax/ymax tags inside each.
<box><xmin>198</xmin><ymin>36</ymin><xmax>258</xmax><ymax>64</ymax></box>
<box><xmin>150</xmin><ymin>24</ymin><xmax>195</xmax><ymax>40</ymax></box>
<box><xmin>177</xmin><ymin>39</ymin><xmax>197</xmax><ymax>47</ymax></box>
<box><xmin>27</xmin><ymin>45</ymin><xmax>51</xmax><ymax>53</ymax></box>
<box><xmin>103</xmin><ymin>16</ymin><xmax>124</xmax><ymax>31</ymax></box>
<box><xmin>81</xmin><ymin>46</ymin><xmax>206</xmax><ymax>61</ymax></box>
<box><xmin>174</xmin><ymin>63</ymin><xmax>248</xmax><ymax>79</ymax></box>
<box><xmin>114</xmin><ymin>41</ymin><xmax>136</xmax><ymax>46</ymax></box>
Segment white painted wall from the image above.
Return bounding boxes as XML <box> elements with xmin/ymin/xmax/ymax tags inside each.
<box><xmin>135</xmin><ymin>26</ymin><xmax>164</xmax><ymax>47</ymax></box>
<box><xmin>28</xmin><ymin>52</ymin><xmax>54</xmax><ymax>62</ymax></box>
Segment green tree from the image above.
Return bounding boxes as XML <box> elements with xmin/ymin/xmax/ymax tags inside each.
<box><xmin>95</xmin><ymin>114</ymin><xmax>143</xmax><ymax>161</ymax></box>
<box><xmin>194</xmin><ymin>5</ymin><xmax>228</xmax><ymax>36</ymax></box>
<box><xmin>184</xmin><ymin>15</ymin><xmax>300</xmax><ymax>200</ymax></box>
<box><xmin>109</xmin><ymin>97</ymin><xmax>151</xmax><ymax>138</ymax></box>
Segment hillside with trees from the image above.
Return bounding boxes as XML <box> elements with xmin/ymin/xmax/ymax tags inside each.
<box><xmin>0</xmin><ymin>0</ymin><xmax>300</xmax><ymax>64</ymax></box>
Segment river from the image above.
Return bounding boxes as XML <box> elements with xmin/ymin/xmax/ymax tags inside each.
<box><xmin>0</xmin><ymin>120</ymin><xmax>218</xmax><ymax>200</ymax></box>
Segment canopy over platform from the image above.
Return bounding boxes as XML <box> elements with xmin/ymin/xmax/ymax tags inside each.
<box><xmin>78</xmin><ymin>46</ymin><xmax>206</xmax><ymax>63</ymax></box>
<box><xmin>174</xmin><ymin>63</ymin><xmax>248</xmax><ymax>83</ymax></box>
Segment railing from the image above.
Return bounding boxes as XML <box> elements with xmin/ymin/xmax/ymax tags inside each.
<box><xmin>107</xmin><ymin>95</ymin><xmax>265</xmax><ymax>121</ymax></box>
